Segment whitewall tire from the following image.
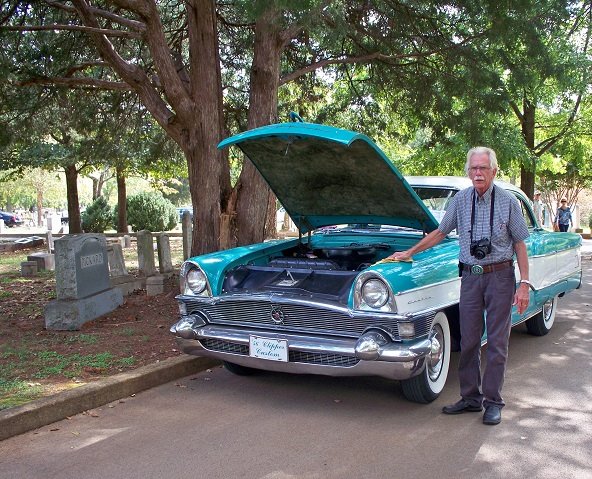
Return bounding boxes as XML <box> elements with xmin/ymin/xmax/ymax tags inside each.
<box><xmin>401</xmin><ymin>311</ymin><xmax>451</xmax><ymax>403</ymax></box>
<box><xmin>526</xmin><ymin>295</ymin><xmax>558</xmax><ymax>336</ymax></box>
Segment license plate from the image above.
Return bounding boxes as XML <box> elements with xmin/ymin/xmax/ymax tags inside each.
<box><xmin>249</xmin><ymin>335</ymin><xmax>288</xmax><ymax>362</ymax></box>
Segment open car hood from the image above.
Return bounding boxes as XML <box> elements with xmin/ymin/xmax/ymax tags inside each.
<box><xmin>218</xmin><ymin>122</ymin><xmax>439</xmax><ymax>234</ymax></box>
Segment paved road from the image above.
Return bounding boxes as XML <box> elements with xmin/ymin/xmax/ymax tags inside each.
<box><xmin>2</xmin><ymin>262</ymin><xmax>591</xmax><ymax>479</ymax></box>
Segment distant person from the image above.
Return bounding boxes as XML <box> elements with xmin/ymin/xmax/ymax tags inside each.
<box><xmin>533</xmin><ymin>191</ymin><xmax>544</xmax><ymax>225</ymax></box>
<box><xmin>555</xmin><ymin>198</ymin><xmax>573</xmax><ymax>232</ymax></box>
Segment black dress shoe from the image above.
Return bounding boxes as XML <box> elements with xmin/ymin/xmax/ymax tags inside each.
<box><xmin>483</xmin><ymin>405</ymin><xmax>502</xmax><ymax>425</ymax></box>
<box><xmin>442</xmin><ymin>399</ymin><xmax>483</xmax><ymax>415</ymax></box>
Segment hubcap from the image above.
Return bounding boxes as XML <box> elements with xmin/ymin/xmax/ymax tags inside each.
<box><xmin>543</xmin><ymin>298</ymin><xmax>555</xmax><ymax>326</ymax></box>
<box><xmin>428</xmin><ymin>324</ymin><xmax>444</xmax><ymax>381</ymax></box>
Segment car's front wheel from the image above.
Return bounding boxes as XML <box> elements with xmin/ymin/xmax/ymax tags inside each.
<box><xmin>223</xmin><ymin>361</ymin><xmax>258</xmax><ymax>376</ymax></box>
<box><xmin>401</xmin><ymin>311</ymin><xmax>451</xmax><ymax>403</ymax></box>
<box><xmin>526</xmin><ymin>295</ymin><xmax>558</xmax><ymax>336</ymax></box>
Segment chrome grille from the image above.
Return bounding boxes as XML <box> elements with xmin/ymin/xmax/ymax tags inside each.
<box><xmin>185</xmin><ymin>299</ymin><xmax>435</xmax><ymax>340</ymax></box>
<box><xmin>289</xmin><ymin>351</ymin><xmax>359</xmax><ymax>367</ymax></box>
<box><xmin>201</xmin><ymin>338</ymin><xmax>248</xmax><ymax>355</ymax></box>
<box><xmin>200</xmin><ymin>338</ymin><xmax>358</xmax><ymax>367</ymax></box>
<box><xmin>415</xmin><ymin>313</ymin><xmax>435</xmax><ymax>337</ymax></box>
<box><xmin>187</xmin><ymin>299</ymin><xmax>399</xmax><ymax>338</ymax></box>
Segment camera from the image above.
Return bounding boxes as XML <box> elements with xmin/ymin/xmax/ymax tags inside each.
<box><xmin>470</xmin><ymin>238</ymin><xmax>492</xmax><ymax>260</ymax></box>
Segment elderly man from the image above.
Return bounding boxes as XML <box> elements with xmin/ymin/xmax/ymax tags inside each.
<box><xmin>389</xmin><ymin>147</ymin><xmax>531</xmax><ymax>425</ymax></box>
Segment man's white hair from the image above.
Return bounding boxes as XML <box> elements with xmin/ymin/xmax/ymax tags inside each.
<box><xmin>465</xmin><ymin>147</ymin><xmax>498</xmax><ymax>174</ymax></box>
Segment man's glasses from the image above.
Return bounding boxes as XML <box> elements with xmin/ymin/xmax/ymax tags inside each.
<box><xmin>469</xmin><ymin>166</ymin><xmax>492</xmax><ymax>173</ymax></box>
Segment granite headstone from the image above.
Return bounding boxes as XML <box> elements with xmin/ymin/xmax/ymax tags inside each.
<box><xmin>44</xmin><ymin>234</ymin><xmax>123</xmax><ymax>330</ymax></box>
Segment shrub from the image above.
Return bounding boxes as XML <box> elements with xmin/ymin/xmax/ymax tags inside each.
<box><xmin>124</xmin><ymin>191</ymin><xmax>178</xmax><ymax>232</ymax></box>
<box><xmin>81</xmin><ymin>197</ymin><xmax>112</xmax><ymax>233</ymax></box>
<box><xmin>589</xmin><ymin>214</ymin><xmax>592</xmax><ymax>230</ymax></box>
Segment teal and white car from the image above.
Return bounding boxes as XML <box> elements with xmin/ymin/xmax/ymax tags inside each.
<box><xmin>170</xmin><ymin>121</ymin><xmax>582</xmax><ymax>403</ymax></box>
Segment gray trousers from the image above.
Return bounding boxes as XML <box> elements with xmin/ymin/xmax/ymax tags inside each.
<box><xmin>458</xmin><ymin>265</ymin><xmax>515</xmax><ymax>408</ymax></box>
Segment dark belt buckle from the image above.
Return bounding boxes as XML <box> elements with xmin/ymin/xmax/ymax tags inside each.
<box><xmin>470</xmin><ymin>264</ymin><xmax>484</xmax><ymax>275</ymax></box>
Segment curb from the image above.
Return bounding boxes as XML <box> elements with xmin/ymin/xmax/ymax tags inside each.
<box><xmin>0</xmin><ymin>355</ymin><xmax>218</xmax><ymax>442</ymax></box>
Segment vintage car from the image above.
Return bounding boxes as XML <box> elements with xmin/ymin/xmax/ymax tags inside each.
<box><xmin>170</xmin><ymin>121</ymin><xmax>582</xmax><ymax>403</ymax></box>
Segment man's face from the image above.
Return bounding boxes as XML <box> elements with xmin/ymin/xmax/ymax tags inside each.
<box><xmin>468</xmin><ymin>152</ymin><xmax>496</xmax><ymax>194</ymax></box>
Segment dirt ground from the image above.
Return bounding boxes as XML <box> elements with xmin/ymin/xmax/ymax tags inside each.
<box><xmin>0</xmin><ymin>246</ymin><xmax>183</xmax><ymax>409</ymax></box>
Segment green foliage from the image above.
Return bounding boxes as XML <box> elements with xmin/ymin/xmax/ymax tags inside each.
<box><xmin>124</xmin><ymin>191</ymin><xmax>178</xmax><ymax>232</ymax></box>
<box><xmin>81</xmin><ymin>196</ymin><xmax>112</xmax><ymax>233</ymax></box>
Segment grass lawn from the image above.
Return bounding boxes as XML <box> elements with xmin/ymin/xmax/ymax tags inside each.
<box><xmin>0</xmin><ymin>237</ymin><xmax>185</xmax><ymax>410</ymax></box>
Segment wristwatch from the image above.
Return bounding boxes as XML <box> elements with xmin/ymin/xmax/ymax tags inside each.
<box><xmin>519</xmin><ymin>279</ymin><xmax>535</xmax><ymax>290</ymax></box>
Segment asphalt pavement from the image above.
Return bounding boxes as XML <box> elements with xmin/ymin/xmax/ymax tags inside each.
<box><xmin>0</xmin><ymin>256</ymin><xmax>591</xmax><ymax>478</ymax></box>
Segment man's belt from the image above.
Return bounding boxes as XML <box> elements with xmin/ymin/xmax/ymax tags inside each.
<box><xmin>461</xmin><ymin>260</ymin><xmax>513</xmax><ymax>275</ymax></box>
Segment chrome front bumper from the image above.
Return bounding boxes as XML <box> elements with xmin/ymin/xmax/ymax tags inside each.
<box><xmin>171</xmin><ymin>317</ymin><xmax>433</xmax><ymax>381</ymax></box>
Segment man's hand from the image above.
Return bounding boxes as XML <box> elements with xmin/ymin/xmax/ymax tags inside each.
<box><xmin>388</xmin><ymin>251</ymin><xmax>412</xmax><ymax>262</ymax></box>
<box><xmin>513</xmin><ymin>283</ymin><xmax>530</xmax><ymax>314</ymax></box>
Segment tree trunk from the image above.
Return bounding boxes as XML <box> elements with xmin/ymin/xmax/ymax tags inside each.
<box><xmin>96</xmin><ymin>170</ymin><xmax>106</xmax><ymax>199</ymax></box>
<box><xmin>520</xmin><ymin>97</ymin><xmax>536</xmax><ymax>199</ymax></box>
<box><xmin>64</xmin><ymin>164</ymin><xmax>82</xmax><ymax>233</ymax></box>
<box><xmin>36</xmin><ymin>189</ymin><xmax>43</xmax><ymax>227</ymax></box>
<box><xmin>185</xmin><ymin>0</ymin><xmax>226</xmax><ymax>255</ymax></box>
<box><xmin>116</xmin><ymin>166</ymin><xmax>127</xmax><ymax>233</ymax></box>
<box><xmin>234</xmin><ymin>9</ymin><xmax>283</xmax><ymax>246</ymax></box>
<box><xmin>91</xmin><ymin>176</ymin><xmax>99</xmax><ymax>201</ymax></box>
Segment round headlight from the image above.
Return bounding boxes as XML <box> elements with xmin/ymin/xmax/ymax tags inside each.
<box><xmin>362</xmin><ymin>278</ymin><xmax>389</xmax><ymax>308</ymax></box>
<box><xmin>186</xmin><ymin>268</ymin><xmax>207</xmax><ymax>295</ymax></box>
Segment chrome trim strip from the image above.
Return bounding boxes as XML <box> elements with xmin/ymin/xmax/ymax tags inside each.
<box><xmin>177</xmin><ymin>292</ymin><xmax>410</xmax><ymax>322</ymax></box>
<box><xmin>393</xmin><ymin>276</ymin><xmax>460</xmax><ymax>296</ymax></box>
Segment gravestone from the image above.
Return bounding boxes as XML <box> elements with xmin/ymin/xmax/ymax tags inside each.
<box><xmin>107</xmin><ymin>242</ymin><xmax>144</xmax><ymax>296</ymax></box>
<box><xmin>27</xmin><ymin>253</ymin><xmax>55</xmax><ymax>271</ymax></box>
<box><xmin>44</xmin><ymin>234</ymin><xmax>123</xmax><ymax>330</ymax></box>
<box><xmin>46</xmin><ymin>231</ymin><xmax>54</xmax><ymax>253</ymax></box>
<box><xmin>137</xmin><ymin>230</ymin><xmax>157</xmax><ymax>276</ymax></box>
<box><xmin>156</xmin><ymin>233</ymin><xmax>174</xmax><ymax>274</ymax></box>
<box><xmin>106</xmin><ymin>243</ymin><xmax>128</xmax><ymax>277</ymax></box>
<box><xmin>123</xmin><ymin>235</ymin><xmax>131</xmax><ymax>248</ymax></box>
<box><xmin>146</xmin><ymin>275</ymin><xmax>165</xmax><ymax>296</ymax></box>
<box><xmin>182</xmin><ymin>211</ymin><xmax>192</xmax><ymax>261</ymax></box>
<box><xmin>21</xmin><ymin>261</ymin><xmax>38</xmax><ymax>276</ymax></box>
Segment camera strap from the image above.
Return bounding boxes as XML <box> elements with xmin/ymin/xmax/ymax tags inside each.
<box><xmin>470</xmin><ymin>185</ymin><xmax>495</xmax><ymax>244</ymax></box>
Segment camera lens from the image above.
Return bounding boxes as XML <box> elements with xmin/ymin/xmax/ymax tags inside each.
<box><xmin>474</xmin><ymin>249</ymin><xmax>486</xmax><ymax>260</ymax></box>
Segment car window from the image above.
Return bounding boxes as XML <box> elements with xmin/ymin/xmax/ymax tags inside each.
<box><xmin>514</xmin><ymin>194</ymin><xmax>535</xmax><ymax>229</ymax></box>
<box><xmin>411</xmin><ymin>187</ymin><xmax>457</xmax><ymax>224</ymax></box>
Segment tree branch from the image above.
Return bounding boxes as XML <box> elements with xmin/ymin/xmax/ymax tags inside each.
<box><xmin>509</xmin><ymin>100</ymin><xmax>524</xmax><ymax>122</ymax></box>
<box><xmin>16</xmin><ymin>76</ymin><xmax>131</xmax><ymax>90</ymax></box>
<box><xmin>106</xmin><ymin>0</ymin><xmax>151</xmax><ymax>18</ymax></box>
<box><xmin>44</xmin><ymin>0</ymin><xmax>147</xmax><ymax>32</ymax></box>
<box><xmin>280</xmin><ymin>31</ymin><xmax>485</xmax><ymax>85</ymax></box>
<box><xmin>70</xmin><ymin>0</ymin><xmax>178</xmax><ymax>140</ymax></box>
<box><xmin>280</xmin><ymin>52</ymin><xmax>412</xmax><ymax>85</ymax></box>
<box><xmin>2</xmin><ymin>24</ymin><xmax>142</xmax><ymax>39</ymax></box>
<box><xmin>110</xmin><ymin>0</ymin><xmax>194</xmax><ymax>119</ymax></box>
